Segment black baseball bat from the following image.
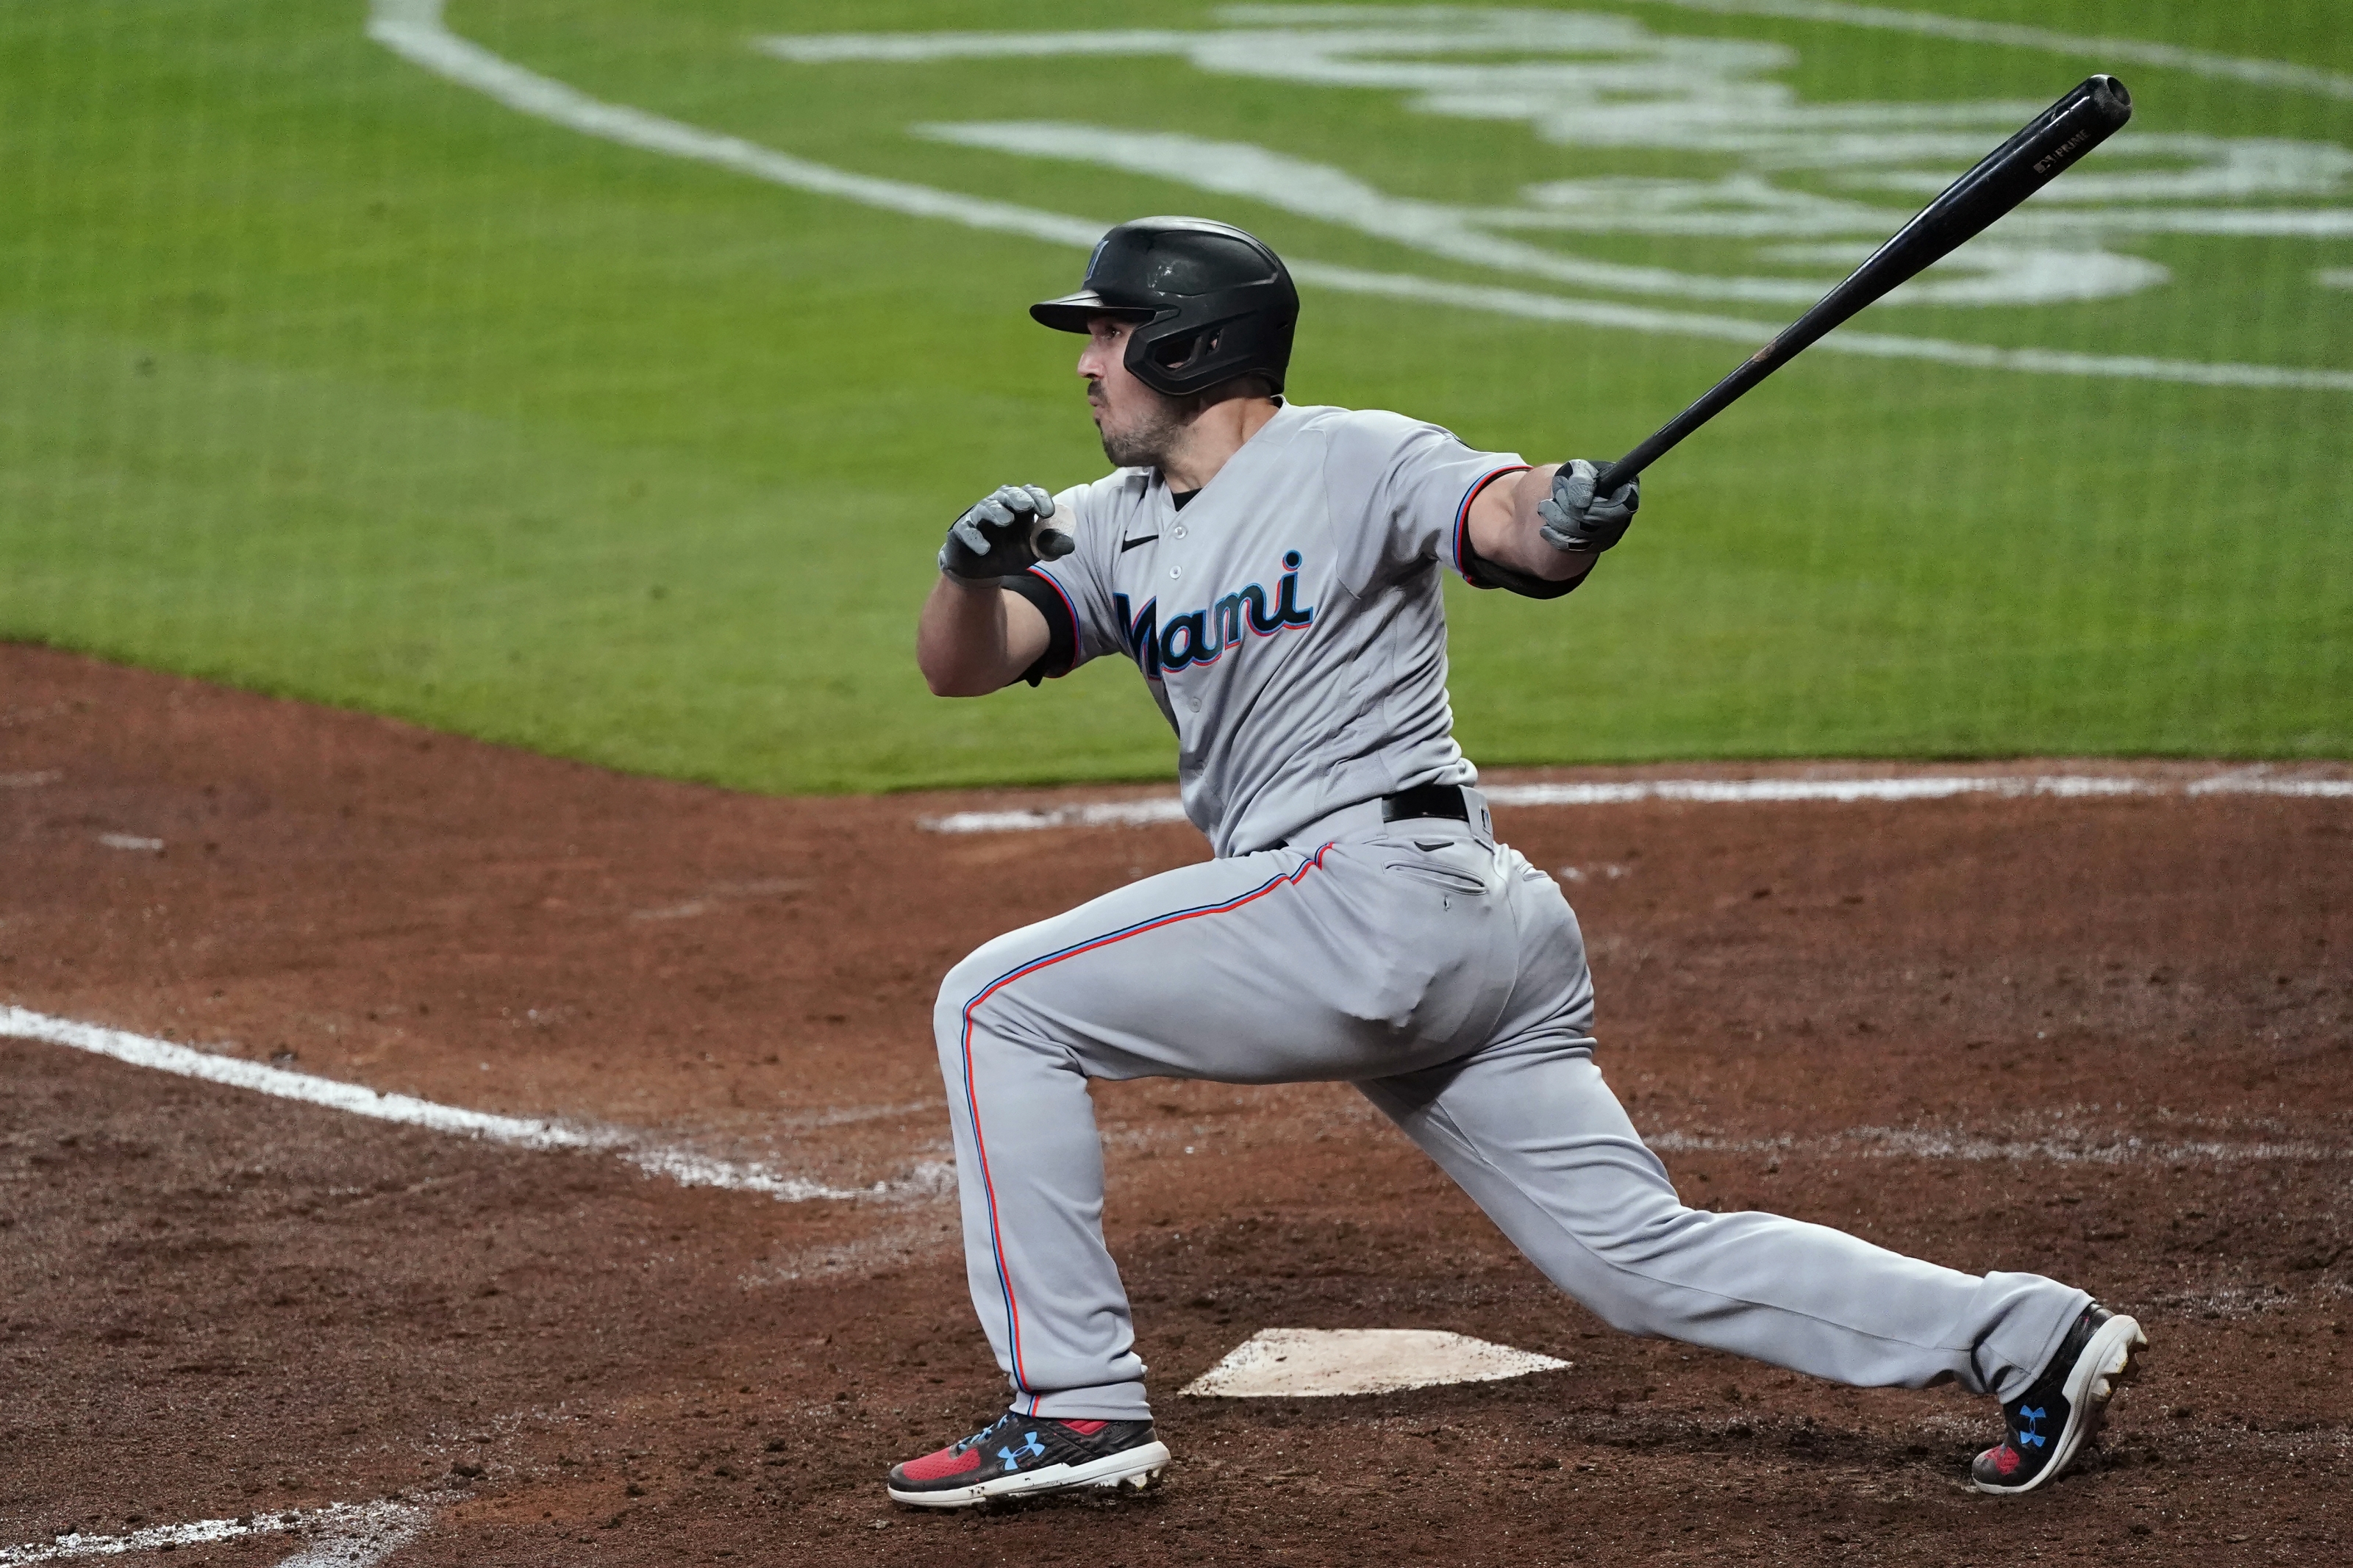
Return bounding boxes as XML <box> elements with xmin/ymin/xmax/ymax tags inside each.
<box><xmin>1591</xmin><ymin>74</ymin><xmax>2132</xmax><ymax>496</ymax></box>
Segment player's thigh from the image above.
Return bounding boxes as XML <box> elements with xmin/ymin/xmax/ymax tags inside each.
<box><xmin>1488</xmin><ymin>844</ymin><xmax>1599</xmax><ymax>1051</ymax></box>
<box><xmin>1360</xmin><ymin>855</ymin><xmax>1658</xmax><ymax>1228</ymax></box>
<box><xmin>938</xmin><ymin>841</ymin><xmax>1506</xmax><ymax>1083</ymax></box>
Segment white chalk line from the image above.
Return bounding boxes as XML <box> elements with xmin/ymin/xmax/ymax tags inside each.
<box><xmin>922</xmin><ymin>120</ymin><xmax>2178</xmax><ymax>312</ymax></box>
<box><xmin>1606</xmin><ymin>0</ymin><xmax>2353</xmax><ymax>101</ymax></box>
<box><xmin>771</xmin><ymin>10</ymin><xmax>2353</xmax><ymax>318</ymax></box>
<box><xmin>363</xmin><ymin>0</ymin><xmax>2353</xmax><ymax>393</ymax></box>
<box><xmin>920</xmin><ymin>769</ymin><xmax>2353</xmax><ymax>833</ymax></box>
<box><xmin>1646</xmin><ymin>1125</ymin><xmax>2352</xmax><ymax>1165</ymax></box>
<box><xmin>0</xmin><ymin>1007</ymin><xmax>933</xmax><ymax>1204</ymax></box>
<box><xmin>768</xmin><ymin>4</ymin><xmax>2353</xmax><ymax>101</ymax></box>
<box><xmin>0</xmin><ymin>1500</ymin><xmax>426</xmax><ymax>1567</ymax></box>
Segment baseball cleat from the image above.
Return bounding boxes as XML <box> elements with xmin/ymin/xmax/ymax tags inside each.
<box><xmin>1970</xmin><ymin>1304</ymin><xmax>2146</xmax><ymax>1495</ymax></box>
<box><xmin>887</xmin><ymin>1410</ymin><xmax>1170</xmax><ymax>1508</ymax></box>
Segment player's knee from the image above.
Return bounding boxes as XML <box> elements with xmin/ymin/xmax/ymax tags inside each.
<box><xmin>933</xmin><ymin>939</ymin><xmax>1032</xmax><ymax>1056</ymax></box>
<box><xmin>1551</xmin><ymin>1197</ymin><xmax>1727</xmax><ymax>1336</ymax></box>
<box><xmin>1562</xmin><ymin>1185</ymin><xmax>1704</xmax><ymax>1267</ymax></box>
<box><xmin>933</xmin><ymin>953</ymin><xmax>991</xmax><ymax>1050</ymax></box>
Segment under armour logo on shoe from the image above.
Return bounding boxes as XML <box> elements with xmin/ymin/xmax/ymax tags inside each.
<box><xmin>2017</xmin><ymin>1406</ymin><xmax>2049</xmax><ymax>1448</ymax></box>
<box><xmin>998</xmin><ymin>1432</ymin><xmax>1048</xmax><ymax>1471</ymax></box>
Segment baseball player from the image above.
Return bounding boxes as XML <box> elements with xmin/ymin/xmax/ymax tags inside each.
<box><xmin>890</xmin><ymin>217</ymin><xmax>2144</xmax><ymax>1508</ymax></box>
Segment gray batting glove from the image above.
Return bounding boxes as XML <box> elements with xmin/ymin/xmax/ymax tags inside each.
<box><xmin>1536</xmin><ymin>459</ymin><xmax>1640</xmax><ymax>555</ymax></box>
<box><xmin>939</xmin><ymin>484</ymin><xmax>1074</xmax><ymax>581</ymax></box>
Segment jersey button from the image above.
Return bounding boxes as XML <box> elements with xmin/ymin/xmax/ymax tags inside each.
<box><xmin>1188</xmin><ymin>698</ymin><xmax>1202</xmax><ymax>712</ymax></box>
<box><xmin>1169</xmin><ymin>567</ymin><xmax>1182</xmax><ymax>579</ymax></box>
<box><xmin>1173</xmin><ymin>526</ymin><xmax>1187</xmax><ymax>539</ymax></box>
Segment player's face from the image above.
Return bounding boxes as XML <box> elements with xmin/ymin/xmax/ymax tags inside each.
<box><xmin>1078</xmin><ymin>317</ymin><xmax>1189</xmax><ymax>470</ymax></box>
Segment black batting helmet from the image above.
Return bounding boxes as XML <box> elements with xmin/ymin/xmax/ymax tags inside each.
<box><xmin>1031</xmin><ymin>217</ymin><xmax>1299</xmax><ymax>398</ymax></box>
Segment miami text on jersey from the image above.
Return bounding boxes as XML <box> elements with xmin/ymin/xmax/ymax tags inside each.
<box><xmin>1115</xmin><ymin>551</ymin><xmax>1316</xmax><ymax>679</ymax></box>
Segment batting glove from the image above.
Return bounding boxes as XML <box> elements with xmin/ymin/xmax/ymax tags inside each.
<box><xmin>939</xmin><ymin>484</ymin><xmax>1075</xmax><ymax>581</ymax></box>
<box><xmin>1537</xmin><ymin>459</ymin><xmax>1640</xmax><ymax>555</ymax></box>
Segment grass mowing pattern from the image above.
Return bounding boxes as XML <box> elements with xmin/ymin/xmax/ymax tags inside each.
<box><xmin>1</xmin><ymin>1</ymin><xmax>2348</xmax><ymax>792</ymax></box>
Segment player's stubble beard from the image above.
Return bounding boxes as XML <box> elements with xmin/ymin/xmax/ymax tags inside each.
<box><xmin>1088</xmin><ymin>380</ymin><xmax>1197</xmax><ymax>471</ymax></box>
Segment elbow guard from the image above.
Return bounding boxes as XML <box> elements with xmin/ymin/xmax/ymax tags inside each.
<box><xmin>1458</xmin><ymin>533</ymin><xmax>1590</xmax><ymax>600</ymax></box>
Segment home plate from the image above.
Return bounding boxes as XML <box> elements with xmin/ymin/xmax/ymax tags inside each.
<box><xmin>1180</xmin><ymin>1328</ymin><xmax>1570</xmax><ymax>1398</ymax></box>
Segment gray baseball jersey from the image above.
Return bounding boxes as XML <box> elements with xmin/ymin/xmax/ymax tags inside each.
<box><xmin>937</xmin><ymin>403</ymin><xmax>2089</xmax><ymax>1428</ymax></box>
<box><xmin>1008</xmin><ymin>402</ymin><xmax>1521</xmax><ymax>859</ymax></box>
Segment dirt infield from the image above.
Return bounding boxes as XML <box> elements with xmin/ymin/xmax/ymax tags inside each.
<box><xmin>3</xmin><ymin>641</ymin><xmax>2349</xmax><ymax>1566</ymax></box>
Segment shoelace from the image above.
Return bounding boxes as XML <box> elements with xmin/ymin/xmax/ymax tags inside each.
<box><xmin>955</xmin><ymin>1414</ymin><xmax>1015</xmax><ymax>1453</ymax></box>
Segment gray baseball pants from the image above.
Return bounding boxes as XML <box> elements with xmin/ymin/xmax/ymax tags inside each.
<box><xmin>933</xmin><ymin>793</ymin><xmax>2086</xmax><ymax>1421</ymax></box>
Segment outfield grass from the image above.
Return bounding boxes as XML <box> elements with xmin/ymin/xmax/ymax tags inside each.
<box><xmin>1</xmin><ymin>1</ymin><xmax>2347</xmax><ymax>792</ymax></box>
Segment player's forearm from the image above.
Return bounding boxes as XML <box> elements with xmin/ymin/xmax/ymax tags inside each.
<box><xmin>918</xmin><ymin>576</ymin><xmax>1015</xmax><ymax>696</ymax></box>
<box><xmin>917</xmin><ymin>576</ymin><xmax>1033</xmax><ymax>697</ymax></box>
<box><xmin>1469</xmin><ymin>463</ymin><xmax>1600</xmax><ymax>584</ymax></box>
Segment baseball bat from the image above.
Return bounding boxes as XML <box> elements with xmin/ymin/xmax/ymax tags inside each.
<box><xmin>1591</xmin><ymin>74</ymin><xmax>2132</xmax><ymax>496</ymax></box>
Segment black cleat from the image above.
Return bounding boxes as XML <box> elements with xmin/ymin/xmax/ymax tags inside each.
<box><xmin>1971</xmin><ymin>1303</ymin><xmax>2146</xmax><ymax>1495</ymax></box>
<box><xmin>887</xmin><ymin>1410</ymin><xmax>1169</xmax><ymax>1508</ymax></box>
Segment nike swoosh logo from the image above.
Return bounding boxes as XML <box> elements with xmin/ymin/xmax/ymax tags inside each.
<box><xmin>1120</xmin><ymin>535</ymin><xmax>1159</xmax><ymax>553</ymax></box>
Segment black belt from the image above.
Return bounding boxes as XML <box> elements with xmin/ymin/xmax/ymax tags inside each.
<box><xmin>1380</xmin><ymin>782</ymin><xmax>1471</xmax><ymax>824</ymax></box>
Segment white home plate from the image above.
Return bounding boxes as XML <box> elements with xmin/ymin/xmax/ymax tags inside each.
<box><xmin>1181</xmin><ymin>1328</ymin><xmax>1569</xmax><ymax>1398</ymax></box>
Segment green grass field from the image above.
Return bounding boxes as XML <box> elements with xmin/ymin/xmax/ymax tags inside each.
<box><xmin>2</xmin><ymin>1</ymin><xmax>2349</xmax><ymax>792</ymax></box>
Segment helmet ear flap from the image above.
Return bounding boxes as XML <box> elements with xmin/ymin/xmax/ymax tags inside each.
<box><xmin>1148</xmin><ymin>328</ymin><xmax>1218</xmax><ymax>375</ymax></box>
<box><xmin>1123</xmin><ymin>322</ymin><xmax>1199</xmax><ymax>394</ymax></box>
<box><xmin>1129</xmin><ymin>318</ymin><xmax>1265</xmax><ymax>398</ymax></box>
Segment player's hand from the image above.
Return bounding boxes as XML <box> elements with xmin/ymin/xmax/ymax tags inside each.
<box><xmin>939</xmin><ymin>484</ymin><xmax>1075</xmax><ymax>581</ymax></box>
<box><xmin>1536</xmin><ymin>460</ymin><xmax>1639</xmax><ymax>555</ymax></box>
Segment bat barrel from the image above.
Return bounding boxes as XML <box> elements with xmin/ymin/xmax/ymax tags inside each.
<box><xmin>1590</xmin><ymin>75</ymin><xmax>2132</xmax><ymax>498</ymax></box>
<box><xmin>1772</xmin><ymin>74</ymin><xmax>2133</xmax><ymax>363</ymax></box>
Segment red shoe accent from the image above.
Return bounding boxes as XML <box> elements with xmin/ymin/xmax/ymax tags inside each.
<box><xmin>1059</xmin><ymin>1419</ymin><xmax>1109</xmax><ymax>1436</ymax></box>
<box><xmin>1989</xmin><ymin>1443</ymin><xmax>2022</xmax><ymax>1478</ymax></box>
<box><xmin>899</xmin><ymin>1442</ymin><xmax>985</xmax><ymax>1483</ymax></box>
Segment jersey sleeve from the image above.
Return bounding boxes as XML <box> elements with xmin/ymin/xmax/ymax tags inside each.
<box><xmin>996</xmin><ymin>476</ymin><xmax>1127</xmax><ymax>685</ymax></box>
<box><xmin>1321</xmin><ymin>410</ymin><xmax>1527</xmax><ymax>594</ymax></box>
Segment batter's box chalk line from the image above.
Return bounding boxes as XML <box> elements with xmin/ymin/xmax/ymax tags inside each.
<box><xmin>1642</xmin><ymin>1124</ymin><xmax>2353</xmax><ymax>1165</ymax></box>
<box><xmin>0</xmin><ymin>1007</ymin><xmax>940</xmax><ymax>1205</ymax></box>
<box><xmin>0</xmin><ymin>1499</ymin><xmax>428</xmax><ymax>1567</ymax></box>
<box><xmin>919</xmin><ymin>768</ymin><xmax>2353</xmax><ymax>833</ymax></box>
<box><xmin>1182</xmin><ymin>1328</ymin><xmax>1570</xmax><ymax>1398</ymax></box>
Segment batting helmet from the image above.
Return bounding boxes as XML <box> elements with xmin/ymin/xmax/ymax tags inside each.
<box><xmin>1031</xmin><ymin>217</ymin><xmax>1299</xmax><ymax>398</ymax></box>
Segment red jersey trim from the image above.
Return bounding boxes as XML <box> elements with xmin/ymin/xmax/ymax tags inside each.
<box><xmin>1450</xmin><ymin>464</ymin><xmax>1531</xmax><ymax>588</ymax></box>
